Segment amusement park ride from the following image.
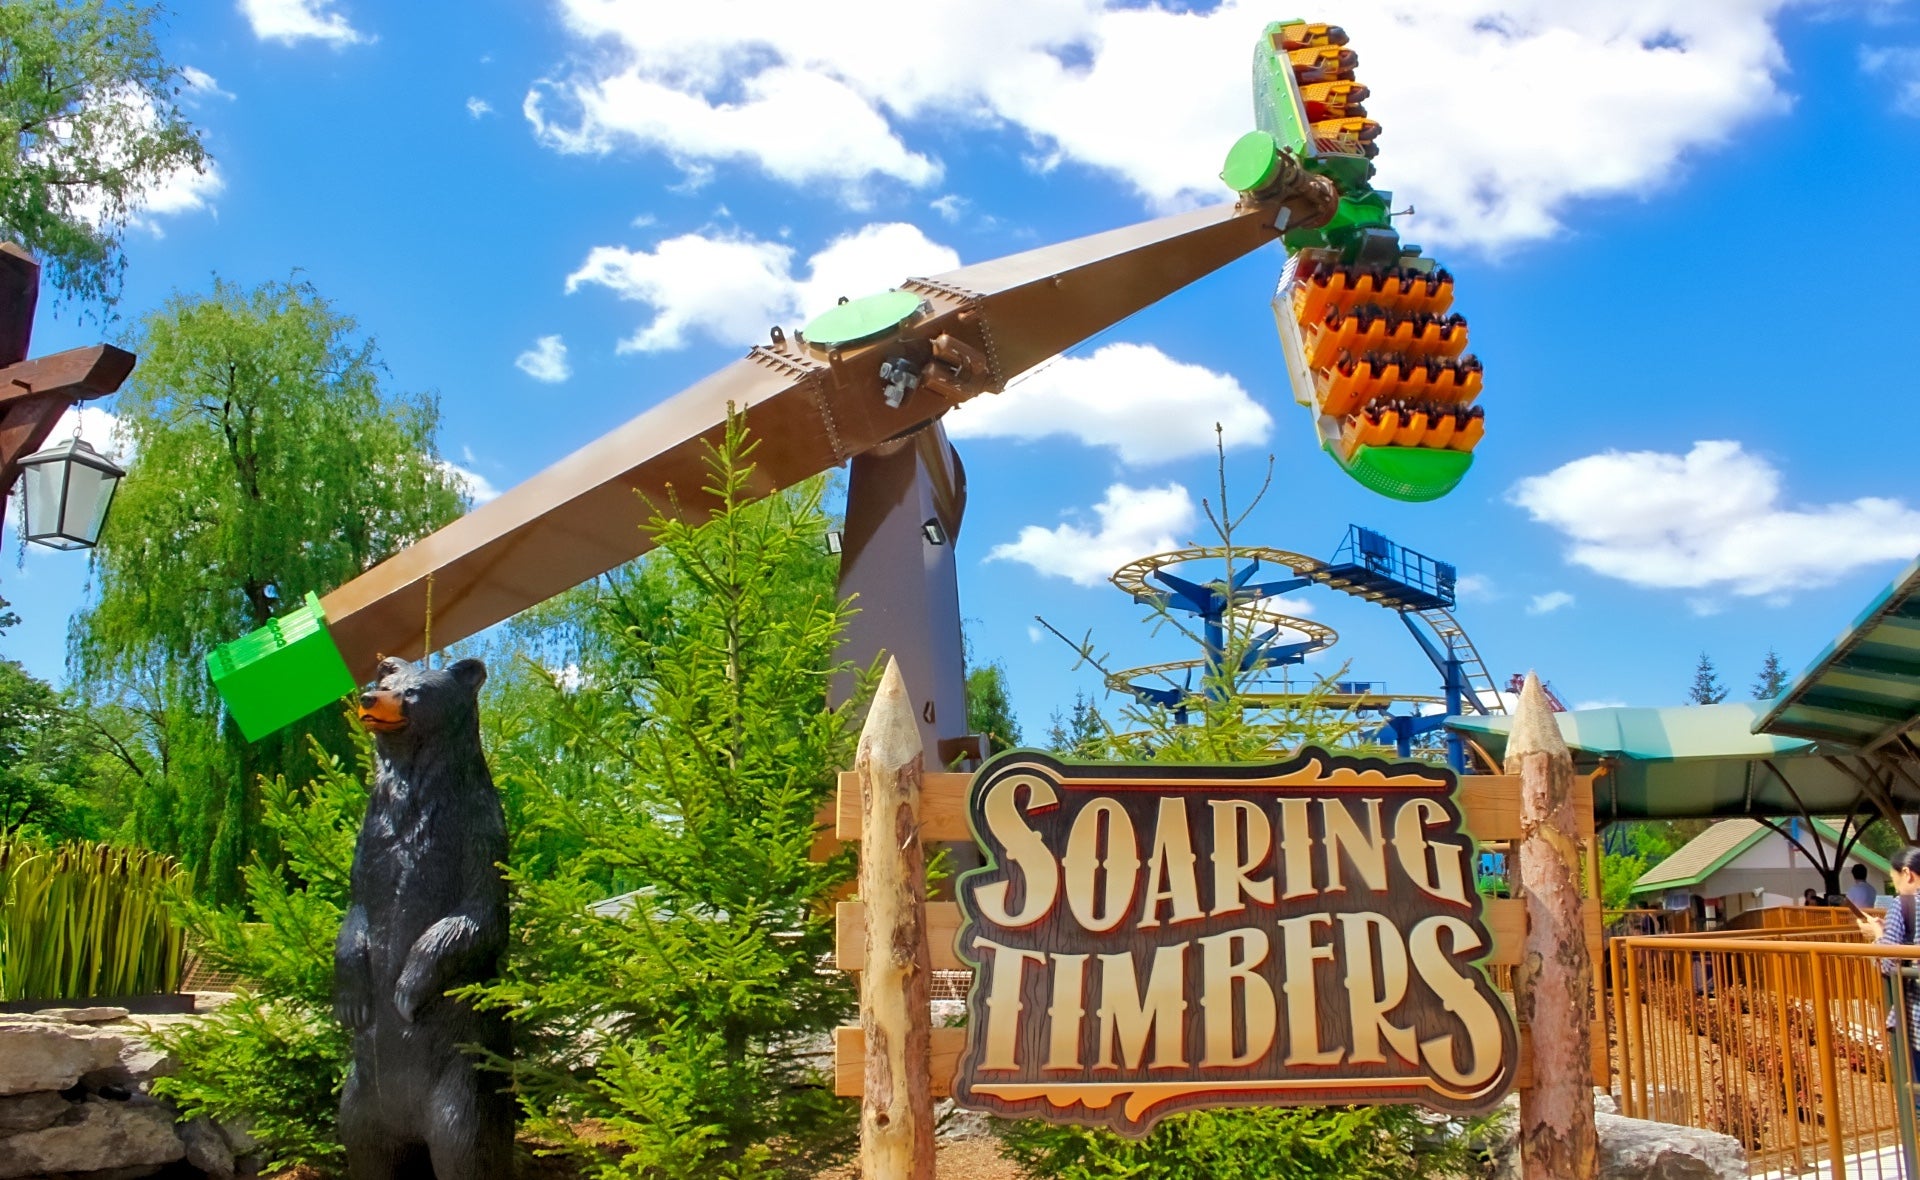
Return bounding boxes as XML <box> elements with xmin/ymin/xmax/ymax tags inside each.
<box><xmin>1105</xmin><ymin>525</ymin><xmax>1504</xmax><ymax>770</ymax></box>
<box><xmin>208</xmin><ymin>21</ymin><xmax>1494</xmax><ymax>761</ymax></box>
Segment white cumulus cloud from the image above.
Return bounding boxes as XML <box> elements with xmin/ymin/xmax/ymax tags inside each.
<box><xmin>529</xmin><ymin>0</ymin><xmax>1852</xmax><ymax>249</ymax></box>
<box><xmin>515</xmin><ymin>335</ymin><xmax>571</xmax><ymax>383</ymax></box>
<box><xmin>466</xmin><ymin>97</ymin><xmax>494</xmax><ymax>118</ymax></box>
<box><xmin>1862</xmin><ymin>46</ymin><xmax>1920</xmax><ymax>115</ymax></box>
<box><xmin>1527</xmin><ymin>590</ymin><xmax>1574</xmax><ymax>615</ymax></box>
<box><xmin>179</xmin><ymin>67</ymin><xmax>234</xmax><ymax>102</ymax></box>
<box><xmin>1508</xmin><ymin>440</ymin><xmax>1920</xmax><ymax>599</ymax></box>
<box><xmin>566</xmin><ymin>221</ymin><xmax>958</xmax><ymax>352</ymax></box>
<box><xmin>47</xmin><ymin>405</ymin><xmax>133</xmax><ymax>464</ymax></box>
<box><xmin>945</xmin><ymin>342</ymin><xmax>1271</xmax><ymax>466</ymax></box>
<box><xmin>237</xmin><ymin>0</ymin><xmax>367</xmax><ymax>45</ymax></box>
<box><xmin>988</xmin><ymin>483</ymin><xmax>1194</xmax><ymax>587</ymax></box>
<box><xmin>436</xmin><ymin>458</ymin><xmax>500</xmax><ymax>505</ymax></box>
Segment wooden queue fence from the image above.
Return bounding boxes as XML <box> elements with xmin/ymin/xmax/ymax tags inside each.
<box><xmin>821</xmin><ymin>767</ymin><xmax>1609</xmax><ymax>1101</ymax></box>
<box><xmin>1611</xmin><ymin>929</ymin><xmax>1920</xmax><ymax>1179</ymax></box>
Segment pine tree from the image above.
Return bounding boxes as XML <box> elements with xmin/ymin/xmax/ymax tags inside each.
<box><xmin>1688</xmin><ymin>652</ymin><xmax>1729</xmax><ymax>704</ymax></box>
<box><xmin>473</xmin><ymin>418</ymin><xmax>865</xmax><ymax>1178</ymax></box>
<box><xmin>1045</xmin><ymin>692</ymin><xmax>1108</xmax><ymax>757</ymax></box>
<box><xmin>1752</xmin><ymin>648</ymin><xmax>1789</xmax><ymax>699</ymax></box>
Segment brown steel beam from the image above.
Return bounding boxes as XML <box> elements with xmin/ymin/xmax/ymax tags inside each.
<box><xmin>322</xmin><ymin>190</ymin><xmax>1319</xmax><ymax>679</ymax></box>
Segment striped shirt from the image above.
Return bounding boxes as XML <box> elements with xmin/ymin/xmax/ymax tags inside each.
<box><xmin>1877</xmin><ymin>896</ymin><xmax>1920</xmax><ymax>1049</ymax></box>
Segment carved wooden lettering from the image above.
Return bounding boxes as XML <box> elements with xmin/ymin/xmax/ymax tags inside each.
<box><xmin>951</xmin><ymin>748</ymin><xmax>1519</xmax><ymax>1135</ymax></box>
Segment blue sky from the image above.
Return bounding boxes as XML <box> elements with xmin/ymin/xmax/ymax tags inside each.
<box><xmin>5</xmin><ymin>0</ymin><xmax>1920</xmax><ymax>742</ymax></box>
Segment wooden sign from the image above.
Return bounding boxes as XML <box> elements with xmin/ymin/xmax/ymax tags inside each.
<box><xmin>950</xmin><ymin>748</ymin><xmax>1519</xmax><ymax>1135</ymax></box>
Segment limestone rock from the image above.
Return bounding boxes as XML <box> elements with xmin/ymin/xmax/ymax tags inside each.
<box><xmin>1596</xmin><ymin>1112</ymin><xmax>1745</xmax><ymax>1180</ymax></box>
<box><xmin>0</xmin><ymin>1019</ymin><xmax>128</xmax><ymax>1096</ymax></box>
<box><xmin>180</xmin><ymin>1116</ymin><xmax>236</xmax><ymax>1179</ymax></box>
<box><xmin>81</xmin><ymin>1040</ymin><xmax>175</xmax><ymax>1093</ymax></box>
<box><xmin>0</xmin><ymin>1097</ymin><xmax>184</xmax><ymax>1180</ymax></box>
<box><xmin>0</xmin><ymin>1091</ymin><xmax>72</xmax><ymax>1135</ymax></box>
<box><xmin>33</xmin><ymin>1007</ymin><xmax>132</xmax><ymax>1026</ymax></box>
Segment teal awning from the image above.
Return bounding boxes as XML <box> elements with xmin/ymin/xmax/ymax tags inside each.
<box><xmin>1753</xmin><ymin>554</ymin><xmax>1920</xmax><ymax>751</ymax></box>
<box><xmin>1448</xmin><ymin>702</ymin><xmax>1915</xmax><ymax>821</ymax></box>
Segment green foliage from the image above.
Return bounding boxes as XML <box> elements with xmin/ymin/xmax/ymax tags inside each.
<box><xmin>0</xmin><ymin>657</ymin><xmax>107</xmax><ymax>840</ymax></box>
<box><xmin>1752</xmin><ymin>648</ymin><xmax>1789</xmax><ymax>700</ymax></box>
<box><xmin>470</xmin><ymin>418</ymin><xmax>865</xmax><ymax>1178</ymax></box>
<box><xmin>999</xmin><ymin>1104</ymin><xmax>1496</xmax><ymax>1180</ymax></box>
<box><xmin>149</xmin><ymin>735</ymin><xmax>365</xmax><ymax>1175</ymax></box>
<box><xmin>0</xmin><ymin>0</ymin><xmax>209</xmax><ymax>306</ymax></box>
<box><xmin>1600</xmin><ymin>851</ymin><xmax>1649</xmax><ymax>911</ymax></box>
<box><xmin>69</xmin><ymin>276</ymin><xmax>466</xmax><ymax>901</ymax></box>
<box><xmin>0</xmin><ymin>838</ymin><xmax>186</xmax><ymax>1001</ymax></box>
<box><xmin>1045</xmin><ymin>691</ymin><xmax>1109</xmax><ymax>757</ymax></box>
<box><xmin>965</xmin><ymin>630</ymin><xmax>1022</xmax><ymax>755</ymax></box>
<box><xmin>1687</xmin><ymin>652</ymin><xmax>1728</xmax><ymax>705</ymax></box>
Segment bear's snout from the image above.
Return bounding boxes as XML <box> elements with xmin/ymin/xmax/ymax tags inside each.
<box><xmin>358</xmin><ymin>688</ymin><xmax>407</xmax><ymax>732</ymax></box>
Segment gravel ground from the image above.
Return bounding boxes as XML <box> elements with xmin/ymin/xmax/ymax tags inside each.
<box><xmin>817</xmin><ymin>1137</ymin><xmax>1022</xmax><ymax>1180</ymax></box>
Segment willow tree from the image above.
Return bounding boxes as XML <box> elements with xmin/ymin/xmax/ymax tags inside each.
<box><xmin>0</xmin><ymin>0</ymin><xmax>210</xmax><ymax>305</ymax></box>
<box><xmin>71</xmin><ymin>277</ymin><xmax>465</xmax><ymax>899</ymax></box>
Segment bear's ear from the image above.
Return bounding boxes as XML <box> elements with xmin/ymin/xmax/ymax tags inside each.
<box><xmin>448</xmin><ymin>658</ymin><xmax>488</xmax><ymax>694</ymax></box>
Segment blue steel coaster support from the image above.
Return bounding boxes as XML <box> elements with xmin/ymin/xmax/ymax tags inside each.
<box><xmin>1133</xmin><ymin>558</ymin><xmax>1311</xmax><ymax>705</ymax></box>
<box><xmin>1400</xmin><ymin>611</ymin><xmax>1468</xmax><ymax>772</ymax></box>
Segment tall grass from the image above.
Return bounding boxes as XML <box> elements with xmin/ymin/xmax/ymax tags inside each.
<box><xmin>0</xmin><ymin>840</ymin><xmax>188</xmax><ymax>1002</ymax></box>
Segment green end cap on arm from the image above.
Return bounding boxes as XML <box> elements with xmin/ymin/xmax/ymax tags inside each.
<box><xmin>800</xmin><ymin>289</ymin><xmax>926</xmax><ymax>349</ymax></box>
<box><xmin>1221</xmin><ymin>130</ymin><xmax>1283</xmax><ymax>193</ymax></box>
<box><xmin>206</xmin><ymin>591</ymin><xmax>357</xmax><ymax>742</ymax></box>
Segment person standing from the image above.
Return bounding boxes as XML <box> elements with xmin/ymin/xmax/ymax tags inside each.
<box><xmin>1858</xmin><ymin>847</ymin><xmax>1920</xmax><ymax>1126</ymax></box>
<box><xmin>1849</xmin><ymin>862</ymin><xmax>1880</xmax><ymax>911</ymax></box>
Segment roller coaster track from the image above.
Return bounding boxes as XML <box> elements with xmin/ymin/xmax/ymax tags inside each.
<box><xmin>1403</xmin><ymin>606</ymin><xmax>1505</xmax><ymax>716</ymax></box>
<box><xmin>1105</xmin><ymin>545</ymin><xmax>1505</xmax><ymax>716</ymax></box>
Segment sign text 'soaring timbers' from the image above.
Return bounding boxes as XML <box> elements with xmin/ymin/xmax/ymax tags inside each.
<box><xmin>951</xmin><ymin>749</ymin><xmax>1519</xmax><ymax>1135</ymax></box>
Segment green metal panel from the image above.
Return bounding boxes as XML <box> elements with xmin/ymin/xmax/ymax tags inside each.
<box><xmin>1331</xmin><ymin>444</ymin><xmax>1473</xmax><ymax>503</ymax></box>
<box><xmin>801</xmin><ymin>289</ymin><xmax>925</xmax><ymax>348</ymax></box>
<box><xmin>206</xmin><ymin>591</ymin><xmax>356</xmax><ymax>742</ymax></box>
<box><xmin>1221</xmin><ymin>130</ymin><xmax>1283</xmax><ymax>193</ymax></box>
<box><xmin>1756</xmin><ymin>554</ymin><xmax>1920</xmax><ymax>748</ymax></box>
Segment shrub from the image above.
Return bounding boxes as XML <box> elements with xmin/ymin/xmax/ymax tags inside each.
<box><xmin>998</xmin><ymin>1106</ymin><xmax>1499</xmax><ymax>1180</ymax></box>
<box><xmin>149</xmin><ymin>738</ymin><xmax>365</xmax><ymax>1174</ymax></box>
<box><xmin>0</xmin><ymin>839</ymin><xmax>186</xmax><ymax>1001</ymax></box>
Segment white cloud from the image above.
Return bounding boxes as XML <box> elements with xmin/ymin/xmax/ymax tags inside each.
<box><xmin>1508</xmin><ymin>440</ymin><xmax>1920</xmax><ymax>598</ymax></box>
<box><xmin>50</xmin><ymin>86</ymin><xmax>223</xmax><ymax>235</ymax></box>
<box><xmin>515</xmin><ymin>335</ymin><xmax>571</xmax><ymax>383</ymax></box>
<box><xmin>47</xmin><ymin>405</ymin><xmax>133</xmax><ymax>464</ymax></box>
<box><xmin>1862</xmin><ymin>46</ymin><xmax>1920</xmax><ymax>115</ymax></box>
<box><xmin>466</xmin><ymin>96</ymin><xmax>494</xmax><ymax>119</ymax></box>
<box><xmin>1454</xmin><ymin>573</ymin><xmax>1496</xmax><ymax>601</ymax></box>
<box><xmin>987</xmin><ymin>483</ymin><xmax>1194</xmax><ymax>587</ymax></box>
<box><xmin>930</xmin><ymin>194</ymin><xmax>967</xmax><ymax>222</ymax></box>
<box><xmin>1527</xmin><ymin>590</ymin><xmax>1574</xmax><ymax>615</ymax></box>
<box><xmin>531</xmin><ymin>0</ymin><xmax>1846</xmax><ymax>249</ymax></box>
<box><xmin>179</xmin><ymin>67</ymin><xmax>234</xmax><ymax>102</ymax></box>
<box><xmin>566</xmin><ymin>221</ymin><xmax>958</xmax><ymax>352</ymax></box>
<box><xmin>237</xmin><ymin>0</ymin><xmax>367</xmax><ymax>45</ymax></box>
<box><xmin>1574</xmin><ymin>698</ymin><xmax>1630</xmax><ymax>711</ymax></box>
<box><xmin>436</xmin><ymin>458</ymin><xmax>500</xmax><ymax>505</ymax></box>
<box><xmin>945</xmin><ymin>342</ymin><xmax>1271</xmax><ymax>466</ymax></box>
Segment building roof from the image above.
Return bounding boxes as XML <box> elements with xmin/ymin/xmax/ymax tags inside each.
<box><xmin>1630</xmin><ymin>817</ymin><xmax>1894</xmax><ymax>896</ymax></box>
<box><xmin>1754</xmin><ymin>554</ymin><xmax>1920</xmax><ymax>750</ymax></box>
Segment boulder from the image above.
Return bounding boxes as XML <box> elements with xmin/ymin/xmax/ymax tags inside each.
<box><xmin>1597</xmin><ymin>1111</ymin><xmax>1745</xmax><ymax>1180</ymax></box>
<box><xmin>0</xmin><ymin>1019</ymin><xmax>128</xmax><ymax>1096</ymax></box>
<box><xmin>0</xmin><ymin>1097</ymin><xmax>183</xmax><ymax>1180</ymax></box>
<box><xmin>81</xmin><ymin>1041</ymin><xmax>176</xmax><ymax>1094</ymax></box>
<box><xmin>33</xmin><ymin>1008</ymin><xmax>132</xmax><ymax>1026</ymax></box>
<box><xmin>179</xmin><ymin>1116</ymin><xmax>236</xmax><ymax>1179</ymax></box>
<box><xmin>0</xmin><ymin>1091</ymin><xmax>71</xmax><ymax>1135</ymax></box>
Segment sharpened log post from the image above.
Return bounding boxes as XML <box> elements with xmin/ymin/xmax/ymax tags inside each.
<box><xmin>1509</xmin><ymin>671</ymin><xmax>1597</xmax><ymax>1179</ymax></box>
<box><xmin>857</xmin><ymin>657</ymin><xmax>936</xmax><ymax>1180</ymax></box>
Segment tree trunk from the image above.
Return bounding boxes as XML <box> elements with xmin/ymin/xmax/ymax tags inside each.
<box><xmin>1508</xmin><ymin>671</ymin><xmax>1597</xmax><ymax>1180</ymax></box>
<box><xmin>857</xmin><ymin>657</ymin><xmax>936</xmax><ymax>1180</ymax></box>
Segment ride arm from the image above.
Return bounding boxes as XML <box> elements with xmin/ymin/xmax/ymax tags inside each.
<box><xmin>320</xmin><ymin>171</ymin><xmax>1336</xmax><ymax>678</ymax></box>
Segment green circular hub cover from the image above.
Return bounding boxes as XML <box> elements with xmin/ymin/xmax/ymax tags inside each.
<box><xmin>802</xmin><ymin>289</ymin><xmax>924</xmax><ymax>348</ymax></box>
<box><xmin>1221</xmin><ymin>130</ymin><xmax>1281</xmax><ymax>194</ymax></box>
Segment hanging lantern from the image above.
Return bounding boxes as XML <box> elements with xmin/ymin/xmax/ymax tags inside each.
<box><xmin>17</xmin><ymin>435</ymin><xmax>126</xmax><ymax>550</ymax></box>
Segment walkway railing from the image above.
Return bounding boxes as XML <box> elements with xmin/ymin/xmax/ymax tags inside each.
<box><xmin>1611</xmin><ymin>931</ymin><xmax>1920</xmax><ymax>1179</ymax></box>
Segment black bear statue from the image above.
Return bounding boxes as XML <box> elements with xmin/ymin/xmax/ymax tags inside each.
<box><xmin>336</xmin><ymin>656</ymin><xmax>513</xmax><ymax>1179</ymax></box>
